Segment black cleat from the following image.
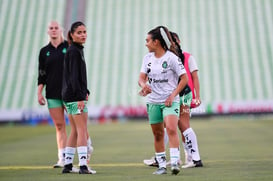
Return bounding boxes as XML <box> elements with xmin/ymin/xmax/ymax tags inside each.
<box><xmin>194</xmin><ymin>160</ymin><xmax>203</xmax><ymax>167</ymax></box>
<box><xmin>62</xmin><ymin>163</ymin><xmax>73</xmax><ymax>173</ymax></box>
<box><xmin>171</xmin><ymin>164</ymin><xmax>180</xmax><ymax>175</ymax></box>
<box><xmin>79</xmin><ymin>165</ymin><xmax>92</xmax><ymax>174</ymax></box>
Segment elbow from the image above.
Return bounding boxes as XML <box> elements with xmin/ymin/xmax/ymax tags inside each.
<box><xmin>182</xmin><ymin>73</ymin><xmax>188</xmax><ymax>84</ymax></box>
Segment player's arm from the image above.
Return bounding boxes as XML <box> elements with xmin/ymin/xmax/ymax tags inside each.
<box><xmin>192</xmin><ymin>70</ymin><xmax>200</xmax><ymax>100</ymax></box>
<box><xmin>37</xmin><ymin>50</ymin><xmax>46</xmax><ymax>105</ymax></box>
<box><xmin>165</xmin><ymin>73</ymin><xmax>188</xmax><ymax>107</ymax></box>
<box><xmin>138</xmin><ymin>73</ymin><xmax>151</xmax><ymax>96</ymax></box>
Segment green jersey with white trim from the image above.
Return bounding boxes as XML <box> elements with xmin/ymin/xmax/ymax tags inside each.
<box><xmin>140</xmin><ymin>51</ymin><xmax>186</xmax><ymax>104</ymax></box>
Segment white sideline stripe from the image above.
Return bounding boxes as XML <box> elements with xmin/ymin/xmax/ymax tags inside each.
<box><xmin>0</xmin><ymin>163</ymin><xmax>143</xmax><ymax>170</ymax></box>
<box><xmin>0</xmin><ymin>159</ymin><xmax>272</xmax><ymax>170</ymax></box>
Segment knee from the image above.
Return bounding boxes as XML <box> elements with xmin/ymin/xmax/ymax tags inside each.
<box><xmin>153</xmin><ymin>130</ymin><xmax>164</xmax><ymax>142</ymax></box>
<box><xmin>55</xmin><ymin>122</ymin><xmax>65</xmax><ymax>131</ymax></box>
<box><xmin>166</xmin><ymin>126</ymin><xmax>177</xmax><ymax>136</ymax></box>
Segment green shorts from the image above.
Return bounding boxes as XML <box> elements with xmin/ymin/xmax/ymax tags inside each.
<box><xmin>146</xmin><ymin>102</ymin><xmax>180</xmax><ymax>124</ymax></box>
<box><xmin>64</xmin><ymin>101</ymin><xmax>88</xmax><ymax>115</ymax></box>
<box><xmin>47</xmin><ymin>99</ymin><xmax>65</xmax><ymax>109</ymax></box>
<box><xmin>180</xmin><ymin>92</ymin><xmax>192</xmax><ymax>107</ymax></box>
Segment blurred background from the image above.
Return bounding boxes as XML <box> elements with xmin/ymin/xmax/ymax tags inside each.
<box><xmin>0</xmin><ymin>0</ymin><xmax>272</xmax><ymax>124</ymax></box>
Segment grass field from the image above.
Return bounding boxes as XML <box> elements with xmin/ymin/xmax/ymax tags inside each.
<box><xmin>0</xmin><ymin>116</ymin><xmax>273</xmax><ymax>181</ymax></box>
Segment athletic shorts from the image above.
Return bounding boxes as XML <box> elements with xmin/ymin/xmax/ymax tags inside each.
<box><xmin>180</xmin><ymin>91</ymin><xmax>192</xmax><ymax>108</ymax></box>
<box><xmin>47</xmin><ymin>99</ymin><xmax>65</xmax><ymax>109</ymax></box>
<box><xmin>146</xmin><ymin>102</ymin><xmax>180</xmax><ymax>125</ymax></box>
<box><xmin>64</xmin><ymin>101</ymin><xmax>88</xmax><ymax>115</ymax></box>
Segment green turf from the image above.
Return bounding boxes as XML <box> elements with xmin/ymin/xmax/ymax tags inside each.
<box><xmin>0</xmin><ymin>117</ymin><xmax>273</xmax><ymax>181</ymax></box>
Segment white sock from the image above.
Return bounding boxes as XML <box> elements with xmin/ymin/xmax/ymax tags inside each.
<box><xmin>87</xmin><ymin>137</ymin><xmax>93</xmax><ymax>163</ymax></box>
<box><xmin>87</xmin><ymin>137</ymin><xmax>92</xmax><ymax>147</ymax></box>
<box><xmin>64</xmin><ymin>147</ymin><xmax>76</xmax><ymax>165</ymax></box>
<box><xmin>183</xmin><ymin>128</ymin><xmax>201</xmax><ymax>161</ymax></box>
<box><xmin>182</xmin><ymin>142</ymin><xmax>191</xmax><ymax>163</ymax></box>
<box><xmin>77</xmin><ymin>146</ymin><xmax>88</xmax><ymax>166</ymax></box>
<box><xmin>164</xmin><ymin>128</ymin><xmax>169</xmax><ymax>148</ymax></box>
<box><xmin>155</xmin><ymin>152</ymin><xmax>166</xmax><ymax>168</ymax></box>
<box><xmin>170</xmin><ymin>147</ymin><xmax>180</xmax><ymax>165</ymax></box>
<box><xmin>58</xmin><ymin>148</ymin><xmax>65</xmax><ymax>162</ymax></box>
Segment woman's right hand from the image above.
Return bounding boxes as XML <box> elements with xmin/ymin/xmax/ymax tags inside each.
<box><xmin>38</xmin><ymin>93</ymin><xmax>46</xmax><ymax>105</ymax></box>
<box><xmin>139</xmin><ymin>85</ymin><xmax>152</xmax><ymax>97</ymax></box>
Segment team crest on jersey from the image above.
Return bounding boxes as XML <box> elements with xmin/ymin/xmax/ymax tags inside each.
<box><xmin>161</xmin><ymin>61</ymin><xmax>168</xmax><ymax>74</ymax></box>
<box><xmin>162</xmin><ymin>61</ymin><xmax>168</xmax><ymax>69</ymax></box>
<box><xmin>46</xmin><ymin>51</ymin><xmax>50</xmax><ymax>56</ymax></box>
<box><xmin>62</xmin><ymin>48</ymin><xmax>67</xmax><ymax>54</ymax></box>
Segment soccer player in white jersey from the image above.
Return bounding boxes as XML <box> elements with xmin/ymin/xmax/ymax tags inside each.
<box><xmin>138</xmin><ymin>26</ymin><xmax>188</xmax><ymax>175</ymax></box>
<box><xmin>143</xmin><ymin>32</ymin><xmax>203</xmax><ymax>169</ymax></box>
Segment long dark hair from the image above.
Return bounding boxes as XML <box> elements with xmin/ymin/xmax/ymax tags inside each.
<box><xmin>67</xmin><ymin>21</ymin><xmax>85</xmax><ymax>45</ymax></box>
<box><xmin>148</xmin><ymin>26</ymin><xmax>179</xmax><ymax>56</ymax></box>
<box><xmin>170</xmin><ymin>32</ymin><xmax>185</xmax><ymax>65</ymax></box>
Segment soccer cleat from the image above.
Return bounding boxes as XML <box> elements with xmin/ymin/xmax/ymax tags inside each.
<box><xmin>62</xmin><ymin>163</ymin><xmax>73</xmax><ymax>173</ymax></box>
<box><xmin>182</xmin><ymin>160</ymin><xmax>203</xmax><ymax>168</ymax></box>
<box><xmin>143</xmin><ymin>156</ymin><xmax>159</xmax><ymax>167</ymax></box>
<box><xmin>70</xmin><ymin>167</ymin><xmax>80</xmax><ymax>173</ymax></box>
<box><xmin>88</xmin><ymin>166</ymin><xmax>97</xmax><ymax>174</ymax></box>
<box><xmin>53</xmin><ymin>160</ymin><xmax>64</xmax><ymax>168</ymax></box>
<box><xmin>171</xmin><ymin>164</ymin><xmax>180</xmax><ymax>175</ymax></box>
<box><xmin>79</xmin><ymin>165</ymin><xmax>94</xmax><ymax>174</ymax></box>
<box><xmin>69</xmin><ymin>166</ymin><xmax>96</xmax><ymax>174</ymax></box>
<box><xmin>194</xmin><ymin>160</ymin><xmax>203</xmax><ymax>167</ymax></box>
<box><xmin>152</xmin><ymin>167</ymin><xmax>167</xmax><ymax>175</ymax></box>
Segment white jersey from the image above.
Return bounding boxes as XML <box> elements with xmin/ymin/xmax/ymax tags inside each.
<box><xmin>188</xmin><ymin>54</ymin><xmax>198</xmax><ymax>72</ymax></box>
<box><xmin>140</xmin><ymin>51</ymin><xmax>186</xmax><ymax>104</ymax></box>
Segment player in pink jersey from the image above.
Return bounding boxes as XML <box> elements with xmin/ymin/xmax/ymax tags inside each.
<box><xmin>171</xmin><ymin>32</ymin><xmax>203</xmax><ymax>168</ymax></box>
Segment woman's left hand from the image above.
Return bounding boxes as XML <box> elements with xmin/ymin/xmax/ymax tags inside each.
<box><xmin>165</xmin><ymin>95</ymin><xmax>174</xmax><ymax>107</ymax></box>
<box><xmin>78</xmin><ymin>101</ymin><xmax>85</xmax><ymax>111</ymax></box>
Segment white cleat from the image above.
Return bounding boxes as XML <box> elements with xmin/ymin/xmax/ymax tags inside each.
<box><xmin>70</xmin><ymin>167</ymin><xmax>80</xmax><ymax>173</ymax></box>
<box><xmin>152</xmin><ymin>167</ymin><xmax>167</xmax><ymax>175</ymax></box>
<box><xmin>182</xmin><ymin>160</ymin><xmax>203</xmax><ymax>168</ymax></box>
<box><xmin>88</xmin><ymin>166</ymin><xmax>97</xmax><ymax>174</ymax></box>
<box><xmin>53</xmin><ymin>160</ymin><xmax>64</xmax><ymax>168</ymax></box>
<box><xmin>143</xmin><ymin>156</ymin><xmax>158</xmax><ymax>167</ymax></box>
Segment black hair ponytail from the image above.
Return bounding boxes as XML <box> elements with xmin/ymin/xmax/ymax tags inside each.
<box><xmin>170</xmin><ymin>32</ymin><xmax>185</xmax><ymax>65</ymax></box>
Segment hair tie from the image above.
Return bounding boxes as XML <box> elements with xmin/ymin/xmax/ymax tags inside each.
<box><xmin>160</xmin><ymin>27</ymin><xmax>171</xmax><ymax>49</ymax></box>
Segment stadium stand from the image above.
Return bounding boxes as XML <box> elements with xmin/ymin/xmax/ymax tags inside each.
<box><xmin>0</xmin><ymin>0</ymin><xmax>272</xmax><ymax>115</ymax></box>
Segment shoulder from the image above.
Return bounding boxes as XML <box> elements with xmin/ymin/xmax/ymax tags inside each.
<box><xmin>166</xmin><ymin>51</ymin><xmax>178</xmax><ymax>59</ymax></box>
<box><xmin>62</xmin><ymin>40</ymin><xmax>69</xmax><ymax>48</ymax></box>
<box><xmin>67</xmin><ymin>44</ymin><xmax>77</xmax><ymax>52</ymax></box>
<box><xmin>188</xmin><ymin>54</ymin><xmax>197</xmax><ymax>63</ymax></box>
<box><xmin>183</xmin><ymin>51</ymin><xmax>190</xmax><ymax>55</ymax></box>
<box><xmin>67</xmin><ymin>45</ymin><xmax>81</xmax><ymax>58</ymax></box>
<box><xmin>143</xmin><ymin>52</ymin><xmax>153</xmax><ymax>59</ymax></box>
<box><xmin>166</xmin><ymin>51</ymin><xmax>180</xmax><ymax>63</ymax></box>
<box><xmin>39</xmin><ymin>44</ymin><xmax>50</xmax><ymax>53</ymax></box>
<box><xmin>143</xmin><ymin>52</ymin><xmax>154</xmax><ymax>62</ymax></box>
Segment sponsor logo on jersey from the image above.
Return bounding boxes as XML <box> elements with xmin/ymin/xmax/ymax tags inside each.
<box><xmin>153</xmin><ymin>79</ymin><xmax>168</xmax><ymax>83</ymax></box>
